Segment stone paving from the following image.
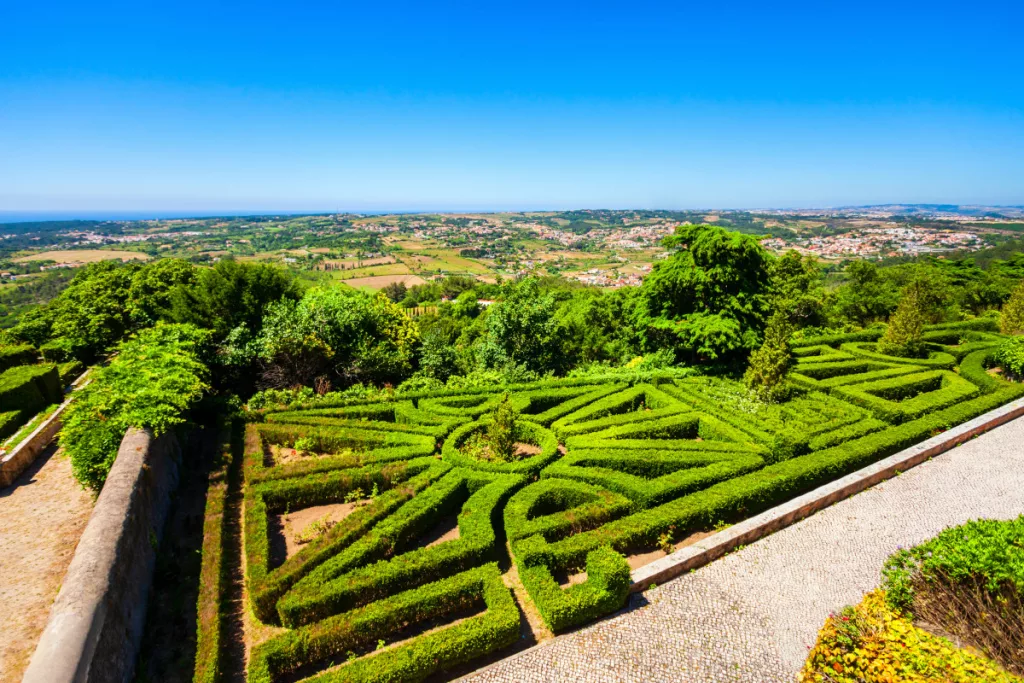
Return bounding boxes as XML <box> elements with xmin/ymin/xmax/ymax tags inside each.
<box><xmin>0</xmin><ymin>446</ymin><xmax>93</xmax><ymax>683</ymax></box>
<box><xmin>464</xmin><ymin>416</ymin><xmax>1024</xmax><ymax>683</ymax></box>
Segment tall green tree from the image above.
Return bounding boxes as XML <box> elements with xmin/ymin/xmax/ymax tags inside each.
<box><xmin>477</xmin><ymin>278</ymin><xmax>558</xmax><ymax>374</ymax></box>
<box><xmin>1000</xmin><ymin>280</ymin><xmax>1024</xmax><ymax>335</ymax></box>
<box><xmin>167</xmin><ymin>259</ymin><xmax>300</xmax><ymax>339</ymax></box>
<box><xmin>254</xmin><ymin>287</ymin><xmax>419</xmax><ymax>388</ymax></box>
<box><xmin>878</xmin><ymin>280</ymin><xmax>927</xmax><ymax>357</ymax></box>
<box><xmin>744</xmin><ymin>310</ymin><xmax>794</xmax><ymax>403</ymax></box>
<box><xmin>636</xmin><ymin>224</ymin><xmax>772</xmax><ymax>362</ymax></box>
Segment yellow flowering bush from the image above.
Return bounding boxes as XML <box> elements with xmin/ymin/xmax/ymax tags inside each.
<box><xmin>800</xmin><ymin>590</ymin><xmax>1020</xmax><ymax>683</ymax></box>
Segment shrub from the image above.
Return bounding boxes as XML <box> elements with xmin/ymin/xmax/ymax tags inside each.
<box><xmin>881</xmin><ymin>517</ymin><xmax>1024</xmax><ymax>674</ymax></box>
<box><xmin>799</xmin><ymin>590</ymin><xmax>1016</xmax><ymax>683</ymax></box>
<box><xmin>487</xmin><ymin>393</ymin><xmax>520</xmax><ymax>461</ymax></box>
<box><xmin>517</xmin><ymin>544</ymin><xmax>631</xmax><ymax>632</ymax></box>
<box><xmin>0</xmin><ymin>344</ymin><xmax>38</xmax><ymax>372</ymax></box>
<box><xmin>60</xmin><ymin>323</ymin><xmax>210</xmax><ymax>490</ymax></box>
<box><xmin>995</xmin><ymin>336</ymin><xmax>1024</xmax><ymax>380</ymax></box>
<box><xmin>0</xmin><ymin>364</ymin><xmax>62</xmax><ymax>415</ymax></box>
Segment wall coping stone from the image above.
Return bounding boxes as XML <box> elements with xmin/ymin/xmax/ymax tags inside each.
<box><xmin>21</xmin><ymin>426</ymin><xmax>180</xmax><ymax>683</ymax></box>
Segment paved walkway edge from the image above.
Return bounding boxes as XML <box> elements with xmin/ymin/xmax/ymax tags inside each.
<box><xmin>457</xmin><ymin>395</ymin><xmax>1024</xmax><ymax>682</ymax></box>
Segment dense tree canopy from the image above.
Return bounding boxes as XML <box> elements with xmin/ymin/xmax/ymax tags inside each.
<box><xmin>636</xmin><ymin>224</ymin><xmax>773</xmax><ymax>362</ymax></box>
<box><xmin>253</xmin><ymin>287</ymin><xmax>419</xmax><ymax>389</ymax></box>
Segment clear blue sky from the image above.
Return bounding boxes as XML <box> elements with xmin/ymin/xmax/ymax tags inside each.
<box><xmin>1</xmin><ymin>1</ymin><xmax>1022</xmax><ymax>216</ymax></box>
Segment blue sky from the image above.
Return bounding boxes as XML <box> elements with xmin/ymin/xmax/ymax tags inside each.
<box><xmin>1</xmin><ymin>1</ymin><xmax>1022</xmax><ymax>216</ymax></box>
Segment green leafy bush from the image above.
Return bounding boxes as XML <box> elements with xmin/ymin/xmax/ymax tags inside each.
<box><xmin>60</xmin><ymin>323</ymin><xmax>210</xmax><ymax>490</ymax></box>
<box><xmin>744</xmin><ymin>310</ymin><xmax>794</xmax><ymax>402</ymax></box>
<box><xmin>995</xmin><ymin>336</ymin><xmax>1024</xmax><ymax>380</ymax></box>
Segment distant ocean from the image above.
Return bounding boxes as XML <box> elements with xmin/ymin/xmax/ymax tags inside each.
<box><xmin>0</xmin><ymin>210</ymin><xmax>344</xmax><ymax>224</ymax></box>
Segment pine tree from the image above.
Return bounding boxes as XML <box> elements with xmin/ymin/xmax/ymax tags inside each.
<box><xmin>744</xmin><ymin>310</ymin><xmax>793</xmax><ymax>403</ymax></box>
<box><xmin>1000</xmin><ymin>280</ymin><xmax>1024</xmax><ymax>335</ymax></box>
<box><xmin>878</xmin><ymin>281</ymin><xmax>926</xmax><ymax>358</ymax></box>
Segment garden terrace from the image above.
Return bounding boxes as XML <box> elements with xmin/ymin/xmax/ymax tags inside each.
<box><xmin>206</xmin><ymin>323</ymin><xmax>1024</xmax><ymax>682</ymax></box>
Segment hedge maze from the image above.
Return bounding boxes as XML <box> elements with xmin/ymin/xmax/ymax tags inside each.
<box><xmin>219</xmin><ymin>319</ymin><xmax>1024</xmax><ymax>683</ymax></box>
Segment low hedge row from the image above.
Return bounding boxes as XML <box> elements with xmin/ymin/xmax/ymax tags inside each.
<box><xmin>662</xmin><ymin>380</ymin><xmax>871</xmax><ymax>460</ymax></box>
<box><xmin>0</xmin><ymin>344</ymin><xmax>38</xmax><ymax>372</ymax></box>
<box><xmin>441</xmin><ymin>418</ymin><xmax>559</xmax><ymax>476</ymax></box>
<box><xmin>504</xmin><ymin>478</ymin><xmax>635</xmax><ymax>543</ymax></box>
<box><xmin>266</xmin><ymin>411</ymin><xmax>459</xmax><ymax>439</ymax></box>
<box><xmin>250</xmin><ymin>423</ymin><xmax>436</xmax><ymax>483</ymax></box>
<box><xmin>516</xmin><ymin>544</ymin><xmax>631</xmax><ymax>632</ymax></box>
<box><xmin>0</xmin><ymin>409</ymin><xmax>22</xmax><ymax>442</ymax></box>
<box><xmin>244</xmin><ymin>449</ymin><xmax>444</xmax><ymax>623</ymax></box>
<box><xmin>543</xmin><ymin>447</ymin><xmax>765</xmax><ymax>507</ymax></box>
<box><xmin>790</xmin><ymin>344</ymin><xmax>857</xmax><ymax>362</ymax></box>
<box><xmin>0</xmin><ymin>363</ymin><xmax>62</xmax><ymax>415</ymax></box>
<box><xmin>841</xmin><ymin>342</ymin><xmax>957</xmax><ymax>369</ymax></box>
<box><xmin>248</xmin><ymin>563</ymin><xmax>519</xmax><ymax>683</ymax></box>
<box><xmin>792</xmin><ymin>328</ymin><xmax>885</xmax><ymax>348</ymax></box>
<box><xmin>516</xmin><ymin>383</ymin><xmax>625</xmax><ymax>426</ymax></box>
<box><xmin>789</xmin><ymin>362</ymin><xmax>926</xmax><ymax>392</ymax></box>
<box><xmin>277</xmin><ymin>469</ymin><xmax>524</xmax><ymax>628</ymax></box>
<box><xmin>550</xmin><ymin>384</ymin><xmax>688</xmax><ymax>438</ymax></box>
<box><xmin>563</xmin><ymin>412</ymin><xmax>758</xmax><ymax>452</ymax></box>
<box><xmin>510</xmin><ymin>384</ymin><xmax>1024</xmax><ymax>576</ymax></box>
<box><xmin>194</xmin><ymin>420</ymin><xmax>243</xmax><ymax>683</ymax></box>
<box><xmin>832</xmin><ymin>370</ymin><xmax>980</xmax><ymax>423</ymax></box>
<box><xmin>958</xmin><ymin>348</ymin><xmax>1006</xmax><ymax>394</ymax></box>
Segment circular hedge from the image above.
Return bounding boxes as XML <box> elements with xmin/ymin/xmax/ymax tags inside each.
<box><xmin>442</xmin><ymin>418</ymin><xmax>559</xmax><ymax>475</ymax></box>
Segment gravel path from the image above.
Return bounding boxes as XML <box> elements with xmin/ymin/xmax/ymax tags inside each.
<box><xmin>0</xmin><ymin>446</ymin><xmax>93</xmax><ymax>683</ymax></box>
<box><xmin>466</xmin><ymin>416</ymin><xmax>1024</xmax><ymax>683</ymax></box>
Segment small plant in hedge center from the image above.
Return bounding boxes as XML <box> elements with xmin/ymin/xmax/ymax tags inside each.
<box><xmin>488</xmin><ymin>393</ymin><xmax>521</xmax><ymax>461</ymax></box>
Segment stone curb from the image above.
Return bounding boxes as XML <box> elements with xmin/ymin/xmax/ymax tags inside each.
<box><xmin>456</xmin><ymin>395</ymin><xmax>1024</xmax><ymax>681</ymax></box>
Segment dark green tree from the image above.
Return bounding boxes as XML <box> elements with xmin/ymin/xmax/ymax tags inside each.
<box><xmin>166</xmin><ymin>259</ymin><xmax>300</xmax><ymax>339</ymax></box>
<box><xmin>635</xmin><ymin>224</ymin><xmax>772</xmax><ymax>362</ymax></box>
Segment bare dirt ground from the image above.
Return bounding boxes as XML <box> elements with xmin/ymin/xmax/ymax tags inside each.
<box><xmin>0</xmin><ymin>446</ymin><xmax>93</xmax><ymax>683</ymax></box>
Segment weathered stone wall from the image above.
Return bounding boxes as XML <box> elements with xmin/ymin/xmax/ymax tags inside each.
<box><xmin>22</xmin><ymin>427</ymin><xmax>181</xmax><ymax>683</ymax></box>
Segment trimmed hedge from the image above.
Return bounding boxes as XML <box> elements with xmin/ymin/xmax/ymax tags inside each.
<box><xmin>0</xmin><ymin>363</ymin><xmax>61</xmax><ymax>414</ymax></box>
<box><xmin>0</xmin><ymin>409</ymin><xmax>23</xmax><ymax>442</ymax></box>
<box><xmin>832</xmin><ymin>370</ymin><xmax>980</xmax><ymax>423</ymax></box>
<box><xmin>841</xmin><ymin>342</ymin><xmax>957</xmax><ymax>369</ymax></box>
<box><xmin>219</xmin><ymin>344</ymin><xmax>1024</xmax><ymax>680</ymax></box>
<box><xmin>516</xmin><ymin>544</ymin><xmax>630</xmax><ymax>632</ymax></box>
<box><xmin>276</xmin><ymin>469</ymin><xmax>524</xmax><ymax>628</ymax></box>
<box><xmin>244</xmin><ymin>427</ymin><xmax>446</xmax><ymax>623</ymax></box>
<box><xmin>543</xmin><ymin>447</ymin><xmax>764</xmax><ymax>507</ymax></box>
<box><xmin>504</xmin><ymin>478</ymin><xmax>635</xmax><ymax>542</ymax></box>
<box><xmin>250</xmin><ymin>423</ymin><xmax>436</xmax><ymax>483</ymax></box>
<box><xmin>550</xmin><ymin>384</ymin><xmax>688</xmax><ymax>438</ymax></box>
<box><xmin>511</xmin><ymin>384</ymin><xmax>1024</xmax><ymax>575</ymax></box>
<box><xmin>248</xmin><ymin>564</ymin><xmax>519</xmax><ymax>683</ymax></box>
<box><xmin>0</xmin><ymin>344</ymin><xmax>38</xmax><ymax>372</ymax></box>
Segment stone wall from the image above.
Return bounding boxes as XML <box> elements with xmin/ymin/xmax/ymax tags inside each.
<box><xmin>22</xmin><ymin>427</ymin><xmax>181</xmax><ymax>683</ymax></box>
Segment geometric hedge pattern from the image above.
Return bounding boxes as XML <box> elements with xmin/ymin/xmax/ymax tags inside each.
<box><xmin>239</xmin><ymin>320</ymin><xmax>1024</xmax><ymax>683</ymax></box>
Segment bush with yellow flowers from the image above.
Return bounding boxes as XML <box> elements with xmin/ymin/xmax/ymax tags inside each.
<box><xmin>799</xmin><ymin>590</ymin><xmax>1020</xmax><ymax>683</ymax></box>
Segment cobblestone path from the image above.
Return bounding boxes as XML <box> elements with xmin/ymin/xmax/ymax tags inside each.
<box><xmin>465</xmin><ymin>417</ymin><xmax>1024</xmax><ymax>683</ymax></box>
<box><xmin>0</xmin><ymin>446</ymin><xmax>93</xmax><ymax>683</ymax></box>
